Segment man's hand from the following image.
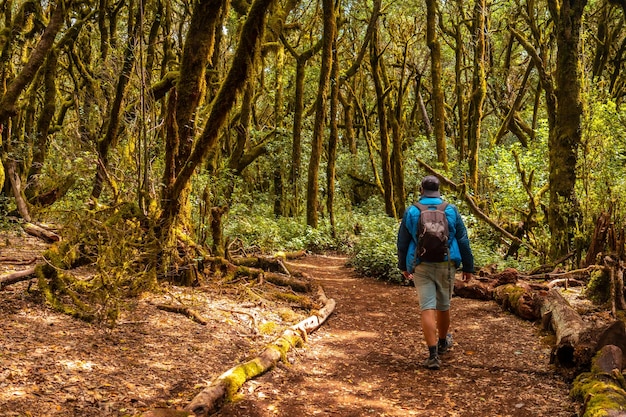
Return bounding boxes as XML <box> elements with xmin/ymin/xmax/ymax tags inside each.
<box><xmin>402</xmin><ymin>270</ymin><xmax>413</xmax><ymax>286</ymax></box>
<box><xmin>461</xmin><ymin>272</ymin><xmax>473</xmax><ymax>281</ymax></box>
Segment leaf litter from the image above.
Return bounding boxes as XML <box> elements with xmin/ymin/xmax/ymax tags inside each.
<box><xmin>0</xmin><ymin>233</ymin><xmax>578</xmax><ymax>416</ymax></box>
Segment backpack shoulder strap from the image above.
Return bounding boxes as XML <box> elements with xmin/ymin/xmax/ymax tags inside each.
<box><xmin>415</xmin><ymin>202</ymin><xmax>447</xmax><ymax>211</ymax></box>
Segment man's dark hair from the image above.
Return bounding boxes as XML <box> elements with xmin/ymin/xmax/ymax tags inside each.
<box><xmin>421</xmin><ymin>176</ymin><xmax>441</xmax><ymax>197</ymax></box>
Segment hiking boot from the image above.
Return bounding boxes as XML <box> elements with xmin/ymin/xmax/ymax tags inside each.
<box><xmin>424</xmin><ymin>355</ymin><xmax>441</xmax><ymax>370</ymax></box>
<box><xmin>438</xmin><ymin>333</ymin><xmax>453</xmax><ymax>355</ymax></box>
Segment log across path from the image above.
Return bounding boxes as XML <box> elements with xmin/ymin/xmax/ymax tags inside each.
<box><xmin>216</xmin><ymin>255</ymin><xmax>578</xmax><ymax>417</ymax></box>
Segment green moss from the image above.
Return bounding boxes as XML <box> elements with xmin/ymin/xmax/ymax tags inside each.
<box><xmin>259</xmin><ymin>321</ymin><xmax>278</xmax><ymax>335</ymax></box>
<box><xmin>36</xmin><ymin>265</ymin><xmax>95</xmax><ymax>322</ymax></box>
<box><xmin>271</xmin><ymin>291</ymin><xmax>315</xmax><ymax>309</ymax></box>
<box><xmin>584</xmin><ymin>269</ymin><xmax>611</xmax><ymax>305</ymax></box>
<box><xmin>221</xmin><ymin>331</ymin><xmax>305</xmax><ymax>401</ymax></box>
<box><xmin>222</xmin><ymin>358</ymin><xmax>266</xmax><ymax>398</ymax></box>
<box><xmin>501</xmin><ymin>284</ymin><xmax>525</xmax><ymax>305</ymax></box>
<box><xmin>571</xmin><ymin>372</ymin><xmax>626</xmax><ymax>417</ymax></box>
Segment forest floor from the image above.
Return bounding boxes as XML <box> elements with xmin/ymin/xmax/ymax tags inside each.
<box><xmin>0</xmin><ymin>230</ymin><xmax>579</xmax><ymax>417</ymax></box>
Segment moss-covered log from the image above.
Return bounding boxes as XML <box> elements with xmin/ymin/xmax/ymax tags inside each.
<box><xmin>570</xmin><ymin>345</ymin><xmax>626</xmax><ymax>417</ymax></box>
<box><xmin>493</xmin><ymin>282</ymin><xmax>542</xmax><ymax>321</ymax></box>
<box><xmin>181</xmin><ymin>291</ymin><xmax>336</xmax><ymax>416</ymax></box>
<box><xmin>231</xmin><ymin>255</ymin><xmax>290</xmax><ymax>274</ymax></box>
<box><xmin>454</xmin><ymin>268</ymin><xmax>521</xmax><ymax>300</ymax></box>
<box><xmin>211</xmin><ymin>256</ymin><xmax>312</xmax><ymax>293</ymax></box>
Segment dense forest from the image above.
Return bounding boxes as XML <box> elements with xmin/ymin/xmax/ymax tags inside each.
<box><xmin>2</xmin><ymin>0</ymin><xmax>626</xmax><ymax>265</ymax></box>
<box><xmin>2</xmin><ymin>0</ymin><xmax>626</xmax><ymax>415</ymax></box>
<box><xmin>2</xmin><ymin>0</ymin><xmax>626</xmax><ymax>318</ymax></box>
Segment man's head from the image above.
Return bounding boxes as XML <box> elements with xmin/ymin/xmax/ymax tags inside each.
<box><xmin>421</xmin><ymin>175</ymin><xmax>441</xmax><ymax>197</ymax></box>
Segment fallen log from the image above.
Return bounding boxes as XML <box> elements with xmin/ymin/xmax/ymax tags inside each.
<box><xmin>0</xmin><ymin>266</ymin><xmax>37</xmax><ymax>289</ymax></box>
<box><xmin>454</xmin><ymin>268</ymin><xmax>521</xmax><ymax>300</ymax></box>
<box><xmin>546</xmin><ymin>278</ymin><xmax>585</xmax><ymax>289</ymax></box>
<box><xmin>540</xmin><ymin>288</ymin><xmax>588</xmax><ymax>368</ymax></box>
<box><xmin>570</xmin><ymin>345</ymin><xmax>626</xmax><ymax>417</ymax></box>
<box><xmin>575</xmin><ymin>321</ymin><xmax>626</xmax><ymax>373</ymax></box>
<box><xmin>592</xmin><ymin>345</ymin><xmax>623</xmax><ymax>374</ymax></box>
<box><xmin>180</xmin><ymin>290</ymin><xmax>336</xmax><ymax>416</ymax></box>
<box><xmin>493</xmin><ymin>282</ymin><xmax>543</xmax><ymax>321</ymax></box>
<box><xmin>22</xmin><ymin>222</ymin><xmax>60</xmax><ymax>243</ymax></box>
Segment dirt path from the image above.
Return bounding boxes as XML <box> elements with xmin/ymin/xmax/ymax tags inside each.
<box><xmin>0</xmin><ymin>237</ymin><xmax>579</xmax><ymax>417</ymax></box>
<box><xmin>216</xmin><ymin>255</ymin><xmax>578</xmax><ymax>417</ymax></box>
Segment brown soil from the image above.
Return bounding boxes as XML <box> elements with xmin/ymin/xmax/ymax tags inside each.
<box><xmin>0</xmin><ymin>232</ymin><xmax>578</xmax><ymax>417</ymax></box>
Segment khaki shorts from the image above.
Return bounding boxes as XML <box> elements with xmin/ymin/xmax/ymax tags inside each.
<box><xmin>413</xmin><ymin>261</ymin><xmax>456</xmax><ymax>311</ymax></box>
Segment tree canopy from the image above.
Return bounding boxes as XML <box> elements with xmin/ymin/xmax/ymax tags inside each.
<box><xmin>1</xmin><ymin>0</ymin><xmax>626</xmax><ymax>272</ymax></box>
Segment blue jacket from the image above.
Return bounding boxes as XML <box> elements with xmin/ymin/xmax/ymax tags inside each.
<box><xmin>397</xmin><ymin>196</ymin><xmax>474</xmax><ymax>273</ymax></box>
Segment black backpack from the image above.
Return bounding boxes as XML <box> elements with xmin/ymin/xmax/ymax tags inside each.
<box><xmin>414</xmin><ymin>202</ymin><xmax>450</xmax><ymax>262</ymax></box>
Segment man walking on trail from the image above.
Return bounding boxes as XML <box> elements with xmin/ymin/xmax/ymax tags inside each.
<box><xmin>397</xmin><ymin>175</ymin><xmax>474</xmax><ymax>370</ymax></box>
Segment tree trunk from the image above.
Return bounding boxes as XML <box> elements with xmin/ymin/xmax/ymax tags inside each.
<box><xmin>370</xmin><ymin>25</ymin><xmax>395</xmax><ymax>218</ymax></box>
<box><xmin>415</xmin><ymin>75</ymin><xmax>433</xmax><ymax>140</ymax></box>
<box><xmin>274</xmin><ymin>46</ymin><xmax>285</xmax><ymax>217</ymax></box>
<box><xmin>7</xmin><ymin>160</ymin><xmax>31</xmax><ymax>222</ymax></box>
<box><xmin>547</xmin><ymin>0</ymin><xmax>587</xmax><ymax>259</ymax></box>
<box><xmin>174</xmin><ymin>0</ymin><xmax>227</xmax><ymax>170</ymax></box>
<box><xmin>0</xmin><ymin>1</ymin><xmax>68</xmax><ymax>124</ymax></box>
<box><xmin>91</xmin><ymin>0</ymin><xmax>144</xmax><ymax>200</ymax></box>
<box><xmin>26</xmin><ymin>50</ymin><xmax>57</xmax><ymax>200</ymax></box>
<box><xmin>467</xmin><ymin>0</ymin><xmax>488</xmax><ymax>191</ymax></box>
<box><xmin>388</xmin><ymin>43</ymin><xmax>408</xmax><ymax>218</ymax></box>
<box><xmin>287</xmin><ymin>56</ymin><xmax>306</xmax><ymax>217</ymax></box>
<box><xmin>160</xmin><ymin>0</ymin><xmax>276</xmax><ymax>243</ymax></box>
<box><xmin>426</xmin><ymin>0</ymin><xmax>448</xmax><ymax>170</ymax></box>
<box><xmin>327</xmin><ymin>41</ymin><xmax>339</xmax><ymax>236</ymax></box>
<box><xmin>306</xmin><ymin>0</ymin><xmax>335</xmax><ymax>227</ymax></box>
<box><xmin>453</xmin><ymin>21</ymin><xmax>467</xmax><ymax>160</ymax></box>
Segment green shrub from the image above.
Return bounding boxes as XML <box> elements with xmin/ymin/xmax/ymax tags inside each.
<box><xmin>225</xmin><ymin>203</ymin><xmax>356</xmax><ymax>254</ymax></box>
<box><xmin>348</xmin><ymin>213</ymin><xmax>403</xmax><ymax>283</ymax></box>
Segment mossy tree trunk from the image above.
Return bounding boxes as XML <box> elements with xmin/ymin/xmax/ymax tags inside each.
<box><xmin>370</xmin><ymin>22</ymin><xmax>396</xmax><ymax>218</ymax></box>
<box><xmin>306</xmin><ymin>0</ymin><xmax>335</xmax><ymax>227</ymax></box>
<box><xmin>25</xmin><ymin>50</ymin><xmax>57</xmax><ymax>201</ymax></box>
<box><xmin>282</xmin><ymin>37</ymin><xmax>322</xmax><ymax>218</ymax></box>
<box><xmin>159</xmin><ymin>0</ymin><xmax>277</xmax><ymax>259</ymax></box>
<box><xmin>387</xmin><ymin>39</ymin><xmax>409</xmax><ymax>218</ymax></box>
<box><xmin>0</xmin><ymin>1</ymin><xmax>70</xmax><ymax>212</ymax></box>
<box><xmin>327</xmin><ymin>41</ymin><xmax>340</xmax><ymax>237</ymax></box>
<box><xmin>467</xmin><ymin>0</ymin><xmax>488</xmax><ymax>191</ymax></box>
<box><xmin>453</xmin><ymin>20</ymin><xmax>467</xmax><ymax>160</ymax></box>
<box><xmin>160</xmin><ymin>0</ymin><xmax>228</xmax><ymax>247</ymax></box>
<box><xmin>273</xmin><ymin>45</ymin><xmax>286</xmax><ymax>218</ymax></box>
<box><xmin>547</xmin><ymin>0</ymin><xmax>587</xmax><ymax>259</ymax></box>
<box><xmin>91</xmin><ymin>0</ymin><xmax>145</xmax><ymax>201</ymax></box>
<box><xmin>0</xmin><ymin>1</ymin><xmax>69</xmax><ymax>125</ymax></box>
<box><xmin>426</xmin><ymin>0</ymin><xmax>448</xmax><ymax>171</ymax></box>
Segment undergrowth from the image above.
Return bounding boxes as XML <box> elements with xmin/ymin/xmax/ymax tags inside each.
<box><xmin>223</xmin><ymin>199</ymin><xmax>534</xmax><ymax>284</ymax></box>
<box><xmin>37</xmin><ymin>203</ymin><xmax>159</xmax><ymax>326</ymax></box>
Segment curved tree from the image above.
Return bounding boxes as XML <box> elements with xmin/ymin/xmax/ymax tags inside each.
<box><xmin>159</xmin><ymin>0</ymin><xmax>277</xmax><ymax>257</ymax></box>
